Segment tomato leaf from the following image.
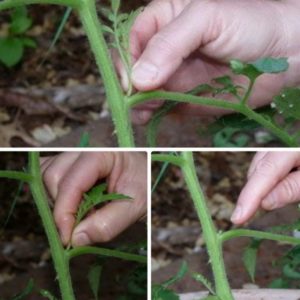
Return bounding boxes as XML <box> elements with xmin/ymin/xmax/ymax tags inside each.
<box><xmin>88</xmin><ymin>264</ymin><xmax>102</xmax><ymax>300</ymax></box>
<box><xmin>273</xmin><ymin>88</ymin><xmax>300</xmax><ymax>120</ymax></box>
<box><xmin>242</xmin><ymin>239</ymin><xmax>262</xmax><ymax>282</ymax></box>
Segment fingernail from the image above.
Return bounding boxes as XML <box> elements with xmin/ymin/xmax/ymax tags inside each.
<box><xmin>231</xmin><ymin>205</ymin><xmax>243</xmax><ymax>223</ymax></box>
<box><xmin>132</xmin><ymin>61</ymin><xmax>158</xmax><ymax>84</ymax></box>
<box><xmin>59</xmin><ymin>230</ymin><xmax>68</xmax><ymax>245</ymax></box>
<box><xmin>73</xmin><ymin>232</ymin><xmax>91</xmax><ymax>247</ymax></box>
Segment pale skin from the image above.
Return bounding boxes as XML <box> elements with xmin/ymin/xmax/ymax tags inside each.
<box><xmin>231</xmin><ymin>152</ymin><xmax>300</xmax><ymax>225</ymax></box>
<box><xmin>40</xmin><ymin>152</ymin><xmax>147</xmax><ymax>247</ymax></box>
<box><xmin>117</xmin><ymin>0</ymin><xmax>300</xmax><ymax>124</ymax></box>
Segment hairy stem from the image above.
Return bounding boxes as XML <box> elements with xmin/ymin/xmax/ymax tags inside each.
<box><xmin>28</xmin><ymin>153</ymin><xmax>75</xmax><ymax>300</ymax></box>
<box><xmin>67</xmin><ymin>246</ymin><xmax>147</xmax><ymax>264</ymax></box>
<box><xmin>0</xmin><ymin>171</ymin><xmax>32</xmax><ymax>182</ymax></box>
<box><xmin>129</xmin><ymin>91</ymin><xmax>297</xmax><ymax>147</ymax></box>
<box><xmin>221</xmin><ymin>229</ymin><xmax>300</xmax><ymax>245</ymax></box>
<box><xmin>180</xmin><ymin>152</ymin><xmax>233</xmax><ymax>300</ymax></box>
<box><xmin>77</xmin><ymin>0</ymin><xmax>134</xmax><ymax>147</ymax></box>
<box><xmin>152</xmin><ymin>154</ymin><xmax>184</xmax><ymax>167</ymax></box>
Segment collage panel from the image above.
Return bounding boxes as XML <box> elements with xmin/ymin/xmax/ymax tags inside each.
<box><xmin>1</xmin><ymin>1</ymin><xmax>299</xmax><ymax>148</ymax></box>
<box><xmin>152</xmin><ymin>151</ymin><xmax>300</xmax><ymax>300</ymax></box>
<box><xmin>0</xmin><ymin>151</ymin><xmax>148</xmax><ymax>300</ymax></box>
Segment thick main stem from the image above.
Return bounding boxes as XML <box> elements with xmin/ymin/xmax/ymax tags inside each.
<box><xmin>77</xmin><ymin>0</ymin><xmax>135</xmax><ymax>147</ymax></box>
<box><xmin>181</xmin><ymin>152</ymin><xmax>233</xmax><ymax>300</ymax></box>
<box><xmin>28</xmin><ymin>153</ymin><xmax>75</xmax><ymax>300</ymax></box>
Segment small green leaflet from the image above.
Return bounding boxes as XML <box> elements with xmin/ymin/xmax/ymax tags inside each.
<box><xmin>273</xmin><ymin>88</ymin><xmax>300</xmax><ymax>120</ymax></box>
<box><xmin>0</xmin><ymin>37</ymin><xmax>23</xmax><ymax>67</ymax></box>
<box><xmin>230</xmin><ymin>57</ymin><xmax>288</xmax><ymax>81</ymax></box>
<box><xmin>10</xmin><ymin>6</ymin><xmax>32</xmax><ymax>35</ymax></box>
<box><xmin>75</xmin><ymin>183</ymin><xmax>132</xmax><ymax>225</ymax></box>
<box><xmin>88</xmin><ymin>264</ymin><xmax>102</xmax><ymax>300</ymax></box>
<box><xmin>242</xmin><ymin>239</ymin><xmax>262</xmax><ymax>282</ymax></box>
<box><xmin>192</xmin><ymin>272</ymin><xmax>215</xmax><ymax>295</ymax></box>
<box><xmin>78</xmin><ymin>131</ymin><xmax>90</xmax><ymax>147</ymax></box>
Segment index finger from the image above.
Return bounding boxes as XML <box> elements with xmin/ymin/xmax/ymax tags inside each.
<box><xmin>231</xmin><ymin>152</ymin><xmax>300</xmax><ymax>224</ymax></box>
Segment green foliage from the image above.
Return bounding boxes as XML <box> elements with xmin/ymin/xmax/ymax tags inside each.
<box><xmin>273</xmin><ymin>88</ymin><xmax>300</xmax><ymax>120</ymax></box>
<box><xmin>230</xmin><ymin>57</ymin><xmax>288</xmax><ymax>81</ymax></box>
<box><xmin>242</xmin><ymin>239</ymin><xmax>262</xmax><ymax>282</ymax></box>
<box><xmin>269</xmin><ymin>245</ymin><xmax>300</xmax><ymax>288</ymax></box>
<box><xmin>75</xmin><ymin>183</ymin><xmax>132</xmax><ymax>226</ymax></box>
<box><xmin>192</xmin><ymin>272</ymin><xmax>215</xmax><ymax>295</ymax></box>
<box><xmin>152</xmin><ymin>262</ymin><xmax>187</xmax><ymax>300</ymax></box>
<box><xmin>0</xmin><ymin>6</ymin><xmax>36</xmax><ymax>67</ymax></box>
<box><xmin>101</xmin><ymin>1</ymin><xmax>142</xmax><ymax>95</ymax></box>
<box><xmin>88</xmin><ymin>264</ymin><xmax>102</xmax><ymax>300</ymax></box>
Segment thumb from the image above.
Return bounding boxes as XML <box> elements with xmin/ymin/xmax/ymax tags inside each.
<box><xmin>131</xmin><ymin>2</ymin><xmax>218</xmax><ymax>91</ymax></box>
<box><xmin>71</xmin><ymin>199</ymin><xmax>144</xmax><ymax>246</ymax></box>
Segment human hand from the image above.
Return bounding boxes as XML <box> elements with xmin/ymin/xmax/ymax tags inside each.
<box><xmin>118</xmin><ymin>0</ymin><xmax>300</xmax><ymax>124</ymax></box>
<box><xmin>231</xmin><ymin>152</ymin><xmax>300</xmax><ymax>225</ymax></box>
<box><xmin>40</xmin><ymin>152</ymin><xmax>147</xmax><ymax>247</ymax></box>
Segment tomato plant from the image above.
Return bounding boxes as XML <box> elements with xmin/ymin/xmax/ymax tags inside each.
<box><xmin>152</xmin><ymin>152</ymin><xmax>300</xmax><ymax>300</ymax></box>
<box><xmin>0</xmin><ymin>0</ymin><xmax>299</xmax><ymax>147</ymax></box>
<box><xmin>0</xmin><ymin>152</ymin><xmax>147</xmax><ymax>300</ymax></box>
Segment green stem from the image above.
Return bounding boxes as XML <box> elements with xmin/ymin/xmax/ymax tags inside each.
<box><xmin>77</xmin><ymin>0</ymin><xmax>134</xmax><ymax>147</ymax></box>
<box><xmin>242</xmin><ymin>78</ymin><xmax>255</xmax><ymax>105</ymax></box>
<box><xmin>221</xmin><ymin>229</ymin><xmax>300</xmax><ymax>245</ymax></box>
<box><xmin>0</xmin><ymin>0</ymin><xmax>79</xmax><ymax>10</ymax></box>
<box><xmin>28</xmin><ymin>153</ymin><xmax>75</xmax><ymax>300</ymax></box>
<box><xmin>129</xmin><ymin>91</ymin><xmax>297</xmax><ymax>147</ymax></box>
<box><xmin>67</xmin><ymin>246</ymin><xmax>147</xmax><ymax>264</ymax></box>
<box><xmin>152</xmin><ymin>154</ymin><xmax>184</xmax><ymax>167</ymax></box>
<box><xmin>0</xmin><ymin>171</ymin><xmax>32</xmax><ymax>182</ymax></box>
<box><xmin>180</xmin><ymin>152</ymin><xmax>233</xmax><ymax>300</ymax></box>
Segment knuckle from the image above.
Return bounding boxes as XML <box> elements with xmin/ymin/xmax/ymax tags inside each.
<box><xmin>281</xmin><ymin>177</ymin><xmax>300</xmax><ymax>201</ymax></box>
<box><xmin>94</xmin><ymin>219</ymin><xmax>113</xmax><ymax>243</ymax></box>
<box><xmin>253</xmin><ymin>159</ymin><xmax>277</xmax><ymax>177</ymax></box>
<box><xmin>43</xmin><ymin>168</ymin><xmax>61</xmax><ymax>191</ymax></box>
<box><xmin>150</xmin><ymin>32</ymin><xmax>177</xmax><ymax>56</ymax></box>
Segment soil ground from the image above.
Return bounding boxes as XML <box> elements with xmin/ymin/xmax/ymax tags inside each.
<box><xmin>0</xmin><ymin>153</ymin><xmax>147</xmax><ymax>299</ymax></box>
<box><xmin>152</xmin><ymin>152</ymin><xmax>300</xmax><ymax>293</ymax></box>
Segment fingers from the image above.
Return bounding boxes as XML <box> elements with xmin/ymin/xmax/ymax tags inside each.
<box><xmin>131</xmin><ymin>1</ymin><xmax>218</xmax><ymax>90</ymax></box>
<box><xmin>72</xmin><ymin>198</ymin><xmax>145</xmax><ymax>246</ymax></box>
<box><xmin>42</xmin><ymin>153</ymin><xmax>81</xmax><ymax>200</ymax></box>
<box><xmin>231</xmin><ymin>152</ymin><xmax>300</xmax><ymax>225</ymax></box>
<box><xmin>262</xmin><ymin>171</ymin><xmax>300</xmax><ymax>210</ymax></box>
<box><xmin>53</xmin><ymin>153</ymin><xmax>115</xmax><ymax>245</ymax></box>
<box><xmin>71</xmin><ymin>152</ymin><xmax>147</xmax><ymax>246</ymax></box>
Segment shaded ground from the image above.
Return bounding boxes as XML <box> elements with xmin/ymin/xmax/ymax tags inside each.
<box><xmin>152</xmin><ymin>152</ymin><xmax>300</xmax><ymax>293</ymax></box>
<box><xmin>0</xmin><ymin>153</ymin><xmax>147</xmax><ymax>299</ymax></box>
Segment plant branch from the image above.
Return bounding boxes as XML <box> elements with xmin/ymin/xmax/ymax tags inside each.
<box><xmin>129</xmin><ymin>91</ymin><xmax>297</xmax><ymax>147</ymax></box>
<box><xmin>28</xmin><ymin>152</ymin><xmax>75</xmax><ymax>300</ymax></box>
<box><xmin>67</xmin><ymin>246</ymin><xmax>147</xmax><ymax>264</ymax></box>
<box><xmin>220</xmin><ymin>229</ymin><xmax>300</xmax><ymax>245</ymax></box>
<box><xmin>152</xmin><ymin>154</ymin><xmax>184</xmax><ymax>167</ymax></box>
<box><xmin>180</xmin><ymin>152</ymin><xmax>233</xmax><ymax>300</ymax></box>
<box><xmin>77</xmin><ymin>0</ymin><xmax>134</xmax><ymax>147</ymax></box>
<box><xmin>0</xmin><ymin>171</ymin><xmax>32</xmax><ymax>182</ymax></box>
